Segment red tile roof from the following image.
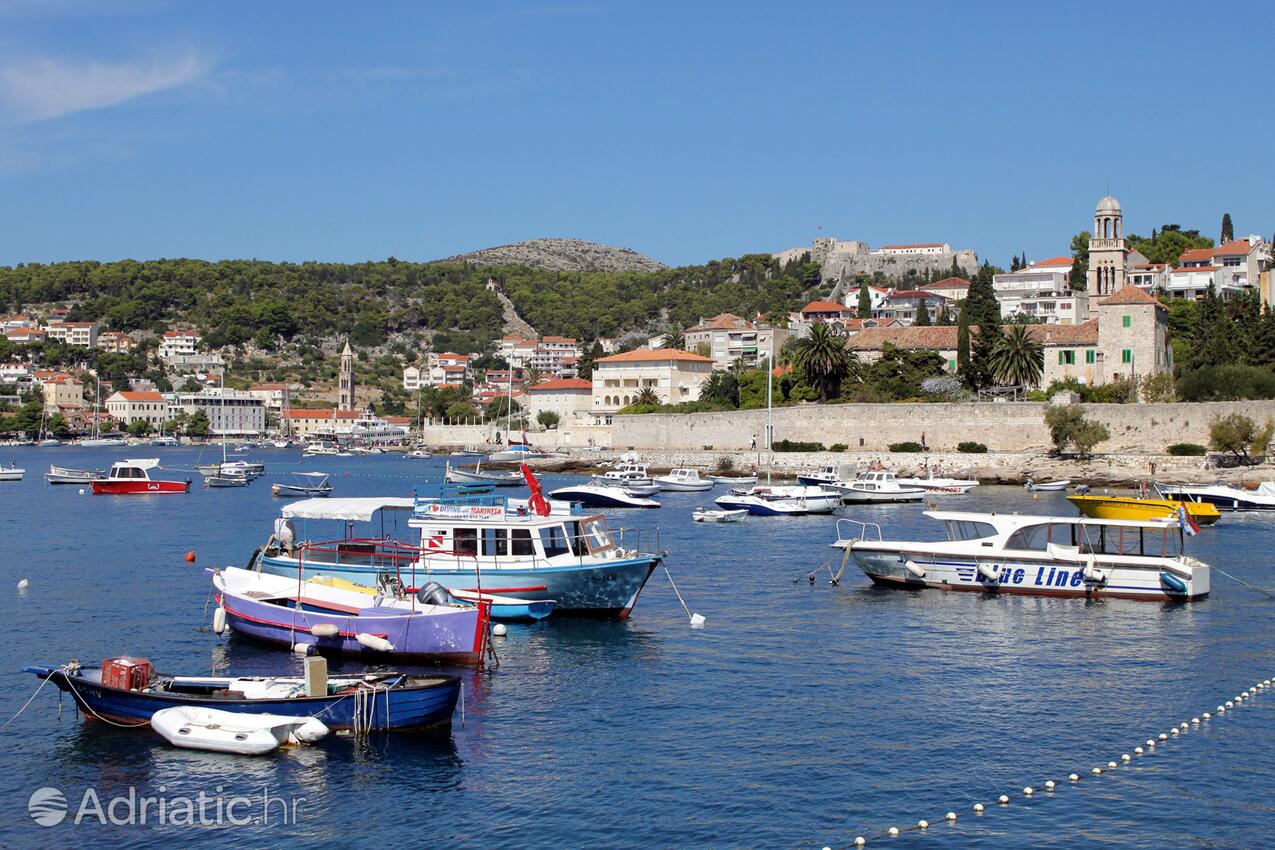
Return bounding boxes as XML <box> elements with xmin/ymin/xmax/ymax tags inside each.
<box><xmin>1098</xmin><ymin>285</ymin><xmax>1161</xmax><ymax>306</ymax></box>
<box><xmin>1213</xmin><ymin>240</ymin><xmax>1254</xmax><ymax>256</ymax></box>
<box><xmin>596</xmin><ymin>349</ymin><xmax>713</xmax><ymax>364</ymax></box>
<box><xmin>886</xmin><ymin>289</ymin><xmax>950</xmax><ymax>301</ymax></box>
<box><xmin>1178</xmin><ymin>248</ymin><xmax>1215</xmax><ymax>264</ymax></box>
<box><xmin>116</xmin><ymin>391</ymin><xmax>165</xmax><ymax>402</ymax></box>
<box><xmin>1029</xmin><ymin>256</ymin><xmax>1073</xmax><ymax>268</ymax></box>
<box><xmin>529</xmin><ymin>377</ymin><xmax>592</xmax><ymax>392</ymax></box>
<box><xmin>800</xmin><ymin>300</ymin><xmax>854</xmax><ymax>314</ymax></box>
<box><xmin>1172</xmin><ymin>265</ymin><xmax>1220</xmax><ymax>273</ymax></box>
<box><xmin>921</xmin><ymin>277</ymin><xmax>970</xmax><ymax>290</ymax></box>
<box><xmin>163</xmin><ymin>330</ymin><xmax>199</xmax><ymax>338</ymax></box>
<box><xmin>689</xmin><ymin>312</ymin><xmax>750</xmax><ymax>331</ymax></box>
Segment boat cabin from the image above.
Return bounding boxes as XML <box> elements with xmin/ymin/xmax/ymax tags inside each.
<box><xmin>850</xmin><ymin>471</ymin><xmax>900</xmax><ymax>491</ymax></box>
<box><xmin>933</xmin><ymin>511</ymin><xmax>1186</xmax><ymax>558</ymax></box>
<box><xmin>107</xmin><ymin>458</ymin><xmax>161</xmax><ymax>480</ymax></box>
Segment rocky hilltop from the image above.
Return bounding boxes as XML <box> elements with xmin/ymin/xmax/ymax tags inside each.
<box><xmin>439</xmin><ymin>238</ymin><xmax>666</xmax><ymax>273</ymax></box>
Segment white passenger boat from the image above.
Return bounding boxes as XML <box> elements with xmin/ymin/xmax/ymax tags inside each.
<box><xmin>692</xmin><ymin>507</ymin><xmax>747</xmax><ymax>523</ymax></box>
<box><xmin>1158</xmin><ymin>481</ymin><xmax>1275</xmax><ymax>511</ymax></box>
<box><xmin>487</xmin><ymin>444</ymin><xmax>545</xmax><ymax>463</ymax></box>
<box><xmin>797</xmin><ymin>464</ymin><xmax>857</xmax><ymax>487</ymax></box>
<box><xmin>151</xmin><ymin>706</ymin><xmax>329</xmax><ymax>755</ymax></box>
<box><xmin>827</xmin><ymin>471</ymin><xmax>926</xmax><ymax>504</ymax></box>
<box><xmin>715</xmin><ymin>485</ymin><xmax>841</xmax><ymax>516</ymax></box>
<box><xmin>1025</xmin><ymin>478</ymin><xmax>1071</xmax><ymax>492</ymax></box>
<box><xmin>0</xmin><ymin>463</ymin><xmax>24</xmax><ymax>482</ymax></box>
<box><xmin>255</xmin><ymin>484</ymin><xmax>665</xmax><ymax>618</ymax></box>
<box><xmin>549</xmin><ymin>483</ymin><xmax>660</xmax><ymax>509</ymax></box>
<box><xmin>406</xmin><ymin>448</ymin><xmax>432</xmax><ymax>459</ymax></box>
<box><xmin>654</xmin><ymin>468</ymin><xmax>713</xmax><ymax>492</ymax></box>
<box><xmin>303</xmin><ymin>442</ymin><xmax>340</xmax><ymax>457</ymax></box>
<box><xmin>46</xmin><ymin>465</ymin><xmax>103</xmax><ymax>484</ymax></box>
<box><xmin>592</xmin><ymin>463</ymin><xmax>653</xmax><ymax>489</ymax></box>
<box><xmin>832</xmin><ymin>510</ymin><xmax>1209</xmax><ymax>601</ymax></box>
<box><xmin>901</xmin><ymin>471</ymin><xmax>980</xmax><ymax>494</ymax></box>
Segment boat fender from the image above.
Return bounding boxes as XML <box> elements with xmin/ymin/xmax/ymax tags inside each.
<box><xmin>976</xmin><ymin>563</ymin><xmax>1000</xmax><ymax>583</ymax></box>
<box><xmin>1159</xmin><ymin>571</ymin><xmax>1188</xmax><ymax>594</ymax></box>
<box><xmin>1082</xmin><ymin>556</ymin><xmax>1107</xmax><ymax>584</ymax></box>
<box><xmin>212</xmin><ymin>606</ymin><xmax>227</xmax><ymax>635</ymax></box>
<box><xmin>310</xmin><ymin>623</ymin><xmax>339</xmax><ymax>638</ymax></box>
<box><xmin>289</xmin><ymin>717</ymin><xmax>330</xmax><ymax>744</ymax></box>
<box><xmin>273</xmin><ymin>517</ymin><xmax>296</xmax><ymax>551</ymax></box>
<box><xmin>903</xmin><ymin>559</ymin><xmax>926</xmax><ymax>579</ymax></box>
<box><xmin>292</xmin><ymin>642</ymin><xmax>315</xmax><ymax>656</ymax></box>
<box><xmin>416</xmin><ymin>581</ymin><xmax>451</xmax><ymax>607</ymax></box>
<box><xmin>355</xmin><ymin>633</ymin><xmax>395</xmax><ymax>652</ymax></box>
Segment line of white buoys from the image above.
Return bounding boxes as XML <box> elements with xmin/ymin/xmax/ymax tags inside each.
<box><xmin>844</xmin><ymin>681</ymin><xmax>1270</xmax><ymax>846</ymax></box>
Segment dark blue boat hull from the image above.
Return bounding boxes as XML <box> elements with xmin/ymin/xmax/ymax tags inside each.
<box><xmin>26</xmin><ymin>666</ymin><xmax>459</xmax><ymax>732</ymax></box>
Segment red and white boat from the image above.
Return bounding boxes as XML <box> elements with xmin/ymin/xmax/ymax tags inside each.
<box><xmin>91</xmin><ymin>459</ymin><xmax>191</xmax><ymax>495</ymax></box>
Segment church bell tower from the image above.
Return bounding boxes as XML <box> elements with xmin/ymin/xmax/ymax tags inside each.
<box><xmin>1087</xmin><ymin>195</ymin><xmax>1128</xmax><ymax>296</ymax></box>
<box><xmin>338</xmin><ymin>340</ymin><xmax>355</xmax><ymax>411</ymax></box>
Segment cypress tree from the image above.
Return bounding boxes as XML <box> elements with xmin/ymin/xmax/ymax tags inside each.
<box><xmin>956</xmin><ymin>308</ymin><xmax>971</xmax><ymax>382</ymax></box>
<box><xmin>937</xmin><ymin>304</ymin><xmax>953</xmax><ymax>326</ymax></box>
<box><xmin>964</xmin><ymin>261</ymin><xmax>1000</xmax><ymax>327</ymax></box>
<box><xmin>857</xmin><ymin>281</ymin><xmax>871</xmax><ymax>317</ymax></box>
<box><xmin>950</xmin><ymin>256</ymin><xmax>961</xmax><ymax>278</ymax></box>
<box><xmin>1221</xmin><ymin>213</ymin><xmax>1234</xmax><ymax>243</ymax></box>
<box><xmin>915</xmin><ymin>297</ymin><xmax>931</xmax><ymax>326</ymax></box>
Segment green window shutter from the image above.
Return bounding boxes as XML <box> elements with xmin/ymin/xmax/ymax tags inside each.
<box><xmin>1122</xmin><ymin>315</ymin><xmax>1131</xmax><ymax>327</ymax></box>
<box><xmin>948</xmin><ymin>359</ymin><xmax>956</xmax><ymax>370</ymax></box>
<box><xmin>1058</xmin><ymin>351</ymin><xmax>1065</xmax><ymax>365</ymax></box>
<box><xmin>1122</xmin><ymin>349</ymin><xmax>1132</xmax><ymax>364</ymax></box>
<box><xmin>1085</xmin><ymin>349</ymin><xmax>1095</xmax><ymax>364</ymax></box>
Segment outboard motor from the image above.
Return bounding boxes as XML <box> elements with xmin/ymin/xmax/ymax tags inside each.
<box><xmin>273</xmin><ymin>517</ymin><xmax>296</xmax><ymax>553</ymax></box>
<box><xmin>416</xmin><ymin>581</ymin><xmax>451</xmax><ymax>607</ymax></box>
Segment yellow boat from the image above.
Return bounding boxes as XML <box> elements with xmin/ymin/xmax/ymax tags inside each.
<box><xmin>1067</xmin><ymin>494</ymin><xmax>1220</xmax><ymax>525</ymax></box>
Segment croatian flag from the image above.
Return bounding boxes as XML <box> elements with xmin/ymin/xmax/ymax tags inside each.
<box><xmin>1178</xmin><ymin>504</ymin><xmax>1200</xmax><ymax>537</ymax></box>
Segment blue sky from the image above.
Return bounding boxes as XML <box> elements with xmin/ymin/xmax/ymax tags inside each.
<box><xmin>1</xmin><ymin>0</ymin><xmax>1270</xmax><ymax>270</ymax></box>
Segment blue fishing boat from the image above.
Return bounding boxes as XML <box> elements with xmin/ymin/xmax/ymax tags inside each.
<box><xmin>26</xmin><ymin>661</ymin><xmax>460</xmax><ymax>732</ymax></box>
<box><xmin>255</xmin><ymin>476</ymin><xmax>663</xmax><ymax>619</ymax></box>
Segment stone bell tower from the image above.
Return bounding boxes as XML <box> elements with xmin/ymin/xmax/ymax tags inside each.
<box><xmin>1087</xmin><ymin>195</ymin><xmax>1128</xmax><ymax>296</ymax></box>
<box><xmin>338</xmin><ymin>339</ymin><xmax>355</xmax><ymax>411</ymax></box>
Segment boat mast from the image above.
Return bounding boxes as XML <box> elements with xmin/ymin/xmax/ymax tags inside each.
<box><xmin>506</xmin><ymin>358</ymin><xmax>513</xmax><ymax>442</ymax></box>
<box><xmin>765</xmin><ymin>340</ymin><xmax>773</xmax><ymax>485</ymax></box>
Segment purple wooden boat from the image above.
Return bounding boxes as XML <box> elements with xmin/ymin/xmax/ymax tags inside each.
<box><xmin>212</xmin><ymin>567</ymin><xmax>490</xmax><ymax>665</ymax></box>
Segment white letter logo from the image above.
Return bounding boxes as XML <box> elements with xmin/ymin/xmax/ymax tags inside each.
<box><xmin>28</xmin><ymin>787</ymin><xmax>67</xmax><ymax>827</ymax></box>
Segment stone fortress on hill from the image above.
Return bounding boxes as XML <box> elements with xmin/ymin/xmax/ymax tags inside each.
<box><xmin>774</xmin><ymin>236</ymin><xmax>979</xmax><ymax>286</ymax></box>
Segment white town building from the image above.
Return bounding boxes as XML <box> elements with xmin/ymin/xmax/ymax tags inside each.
<box><xmin>524</xmin><ymin>377</ymin><xmax>593</xmax><ymax>424</ymax></box>
<box><xmin>591</xmin><ymin>349</ymin><xmax>714</xmax><ymax>418</ymax></box>
<box><xmin>105</xmin><ymin>390</ymin><xmax>169</xmax><ymax>429</ymax></box>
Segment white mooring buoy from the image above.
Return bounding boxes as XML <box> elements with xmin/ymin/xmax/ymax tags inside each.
<box><xmin>887</xmin><ymin>826</ymin><xmax>899</xmax><ymax>837</ymax></box>
<box><xmin>854</xmin><ymin>838</ymin><xmax>865</xmax><ymax>847</ymax></box>
<box><xmin>1069</xmin><ymin>773</ymin><xmax>1080</xmax><ymax>782</ymax></box>
<box><xmin>1121</xmin><ymin>754</ymin><xmax>1131</xmax><ymax>763</ymax></box>
<box><xmin>492</xmin><ymin>623</ymin><xmax>508</xmax><ymax>637</ymax></box>
<box><xmin>1135</xmin><ymin>747</ymin><xmax>1144</xmax><ymax>755</ymax></box>
<box><xmin>998</xmin><ymin>795</ymin><xmax>1009</xmax><ymax>805</ymax></box>
<box><xmin>1203</xmin><ymin>712</ymin><xmax>1211</xmax><ymax>720</ymax></box>
<box><xmin>945</xmin><ymin>812</ymin><xmax>956</xmax><ymax>821</ymax></box>
<box><xmin>16</xmin><ymin>578</ymin><xmax>29</xmax><ymax>591</ymax></box>
<box><xmin>1023</xmin><ymin>786</ymin><xmax>1034</xmax><ymax>796</ymax></box>
<box><xmin>1107</xmin><ymin>761</ymin><xmax>1118</xmax><ymax>769</ymax></box>
<box><xmin>1147</xmin><ymin>739</ymin><xmax>1156</xmax><ymax>748</ymax></box>
<box><xmin>1044</xmin><ymin>780</ymin><xmax>1056</xmax><ymax>791</ymax></box>
<box><xmin>973</xmin><ymin>803</ymin><xmax>985</xmax><ymax>813</ymax></box>
<box><xmin>917</xmin><ymin>819</ymin><xmax>929</xmax><ymax>829</ymax></box>
<box><xmin>1092</xmin><ymin>767</ymin><xmax>1103</xmax><ymax>775</ymax></box>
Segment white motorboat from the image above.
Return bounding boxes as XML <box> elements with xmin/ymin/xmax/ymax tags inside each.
<box><xmin>46</xmin><ymin>465</ymin><xmax>104</xmax><ymax>484</ymax></box>
<box><xmin>622</xmin><ymin>483</ymin><xmax>661</xmax><ymax>497</ymax></box>
<box><xmin>445</xmin><ymin>460</ymin><xmax>523</xmax><ymax>487</ymax></box>
<box><xmin>272</xmin><ymin>439</ymin><xmax>291</xmax><ymax>449</ymax></box>
<box><xmin>303</xmin><ymin>442</ymin><xmax>340</xmax><ymax>457</ymax></box>
<box><xmin>827</xmin><ymin>471</ymin><xmax>926</xmax><ymax>503</ymax></box>
<box><xmin>692</xmin><ymin>507</ymin><xmax>747</xmax><ymax>523</ymax></box>
<box><xmin>797</xmin><ymin>463</ymin><xmax>857</xmax><ymax>487</ymax></box>
<box><xmin>150</xmin><ymin>436</ymin><xmax>180</xmax><ymax>447</ymax></box>
<box><xmin>592</xmin><ymin>463</ymin><xmax>653</xmax><ymax>489</ymax></box>
<box><xmin>78</xmin><ymin>437</ymin><xmax>128</xmax><ymax>447</ymax></box>
<box><xmin>1157</xmin><ymin>481</ymin><xmax>1275</xmax><ymax>511</ymax></box>
<box><xmin>0</xmin><ymin>463</ymin><xmax>24</xmax><ymax>482</ymax></box>
<box><xmin>548</xmin><ymin>483</ymin><xmax>660</xmax><ymax>509</ymax></box>
<box><xmin>832</xmin><ymin>510</ymin><xmax>1210</xmax><ymax>601</ymax></box>
<box><xmin>707</xmin><ymin>474</ymin><xmax>758</xmax><ymax>486</ymax></box>
<box><xmin>272</xmin><ymin>472</ymin><xmax>333</xmax><ymax>498</ymax></box>
<box><xmin>38</xmin><ymin>439</ymin><xmax>61</xmax><ymax>447</ymax></box>
<box><xmin>654</xmin><ymin>468</ymin><xmax>713</xmax><ymax>492</ymax></box>
<box><xmin>715</xmin><ymin>485</ymin><xmax>841</xmax><ymax>516</ymax></box>
<box><xmin>206</xmin><ymin>472</ymin><xmax>249</xmax><ymax>488</ymax></box>
<box><xmin>1025</xmin><ymin>478</ymin><xmax>1071</xmax><ymax>492</ymax></box>
<box><xmin>488</xmin><ymin>444</ymin><xmax>545</xmax><ymax>463</ymax></box>
<box><xmin>902</xmin><ymin>472</ymin><xmax>980</xmax><ymax>494</ymax></box>
<box><xmin>150</xmin><ymin>706</ymin><xmax>329</xmax><ymax>756</ymax></box>
<box><xmin>407</xmin><ymin>448</ymin><xmax>432</xmax><ymax>459</ymax></box>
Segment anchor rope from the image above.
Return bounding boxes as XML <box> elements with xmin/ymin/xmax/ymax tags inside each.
<box><xmin>0</xmin><ymin>675</ymin><xmax>52</xmax><ymax>729</ymax></box>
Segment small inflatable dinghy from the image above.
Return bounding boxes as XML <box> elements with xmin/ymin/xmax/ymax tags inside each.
<box><xmin>151</xmin><ymin>706</ymin><xmax>329</xmax><ymax>755</ymax></box>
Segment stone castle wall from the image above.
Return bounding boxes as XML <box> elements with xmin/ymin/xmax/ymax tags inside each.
<box><xmin>611</xmin><ymin>401</ymin><xmax>1275</xmax><ymax>453</ymax></box>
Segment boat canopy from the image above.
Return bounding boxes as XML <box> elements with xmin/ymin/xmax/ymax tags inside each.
<box><xmin>116</xmin><ymin>458</ymin><xmax>160</xmax><ymax>470</ymax></box>
<box><xmin>924</xmin><ymin>510</ymin><xmax>1177</xmax><ymax>530</ymax></box>
<box><xmin>281</xmin><ymin>497</ymin><xmax>416</xmax><ymax>522</ymax></box>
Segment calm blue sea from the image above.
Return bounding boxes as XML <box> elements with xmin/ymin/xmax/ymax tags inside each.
<box><xmin>1</xmin><ymin>447</ymin><xmax>1273</xmax><ymax>849</ymax></box>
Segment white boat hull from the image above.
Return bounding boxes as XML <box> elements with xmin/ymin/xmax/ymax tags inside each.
<box><xmin>656</xmin><ymin>480</ymin><xmax>713</xmax><ymax>492</ymax></box>
<box><xmin>841</xmin><ymin>544</ymin><xmax>1208</xmax><ymax>601</ymax></box>
<box><xmin>830</xmin><ymin>484</ymin><xmax>926</xmax><ymax>504</ymax></box>
<box><xmin>151</xmin><ymin>706</ymin><xmax>329</xmax><ymax>755</ymax></box>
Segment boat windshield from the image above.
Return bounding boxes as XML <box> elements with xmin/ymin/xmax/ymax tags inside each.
<box><xmin>944</xmin><ymin>519</ymin><xmax>997</xmax><ymax>541</ymax></box>
<box><xmin>1003</xmin><ymin>521</ymin><xmax>1183</xmax><ymax>557</ymax></box>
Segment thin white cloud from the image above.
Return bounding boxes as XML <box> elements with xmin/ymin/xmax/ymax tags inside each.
<box><xmin>0</xmin><ymin>50</ymin><xmax>209</xmax><ymax>124</ymax></box>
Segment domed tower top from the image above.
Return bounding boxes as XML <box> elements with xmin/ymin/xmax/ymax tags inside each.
<box><xmin>1095</xmin><ymin>195</ymin><xmax>1121</xmax><ymax>214</ymax></box>
<box><xmin>1093</xmin><ymin>195</ymin><xmax>1123</xmax><ymax>241</ymax></box>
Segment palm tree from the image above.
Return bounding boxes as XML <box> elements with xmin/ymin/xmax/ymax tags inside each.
<box><xmin>635</xmin><ymin>387</ymin><xmax>661</xmax><ymax>406</ymax></box>
<box><xmin>988</xmin><ymin>324</ymin><xmax>1044</xmax><ymax>387</ymax></box>
<box><xmin>792</xmin><ymin>321</ymin><xmax>851</xmax><ymax>402</ymax></box>
<box><xmin>662</xmin><ymin>329</ymin><xmax>686</xmax><ymax>350</ymax></box>
<box><xmin>522</xmin><ymin>367</ymin><xmax>545</xmax><ymax>388</ymax></box>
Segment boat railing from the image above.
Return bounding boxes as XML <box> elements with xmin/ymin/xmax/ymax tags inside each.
<box><xmin>612</xmin><ymin>526</ymin><xmax>662</xmax><ymax>556</ymax></box>
<box><xmin>836</xmin><ymin>518</ymin><xmax>882</xmax><ymax>544</ymax></box>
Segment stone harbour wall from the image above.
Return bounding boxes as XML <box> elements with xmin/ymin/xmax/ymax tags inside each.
<box><xmin>610</xmin><ymin>401</ymin><xmax>1275</xmax><ymax>454</ymax></box>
